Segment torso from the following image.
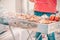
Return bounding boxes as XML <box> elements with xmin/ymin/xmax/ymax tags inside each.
<box><xmin>34</xmin><ymin>0</ymin><xmax>57</xmax><ymax>13</ymax></box>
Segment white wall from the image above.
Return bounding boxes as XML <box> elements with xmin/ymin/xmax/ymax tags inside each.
<box><xmin>21</xmin><ymin>0</ymin><xmax>34</xmax><ymax>14</ymax></box>
<box><xmin>57</xmin><ymin>0</ymin><xmax>60</xmax><ymax>13</ymax></box>
<box><xmin>16</xmin><ymin>0</ymin><xmax>21</xmax><ymax>13</ymax></box>
<box><xmin>21</xmin><ymin>0</ymin><xmax>28</xmax><ymax>14</ymax></box>
<box><xmin>0</xmin><ymin>0</ymin><xmax>16</xmax><ymax>12</ymax></box>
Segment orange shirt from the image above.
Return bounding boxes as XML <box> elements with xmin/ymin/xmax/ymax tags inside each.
<box><xmin>34</xmin><ymin>0</ymin><xmax>57</xmax><ymax>13</ymax></box>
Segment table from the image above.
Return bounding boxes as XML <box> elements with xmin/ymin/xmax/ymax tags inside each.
<box><xmin>8</xmin><ymin>19</ymin><xmax>37</xmax><ymax>40</ymax></box>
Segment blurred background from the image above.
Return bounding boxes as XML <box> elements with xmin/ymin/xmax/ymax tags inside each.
<box><xmin>0</xmin><ymin>0</ymin><xmax>60</xmax><ymax>40</ymax></box>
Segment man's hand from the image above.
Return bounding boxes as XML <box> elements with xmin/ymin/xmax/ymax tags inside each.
<box><xmin>42</xmin><ymin>34</ymin><xmax>45</xmax><ymax>38</ymax></box>
<box><xmin>29</xmin><ymin>0</ymin><xmax>34</xmax><ymax>2</ymax></box>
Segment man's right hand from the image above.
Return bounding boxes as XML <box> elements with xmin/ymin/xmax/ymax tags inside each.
<box><xmin>29</xmin><ymin>0</ymin><xmax>34</xmax><ymax>2</ymax></box>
